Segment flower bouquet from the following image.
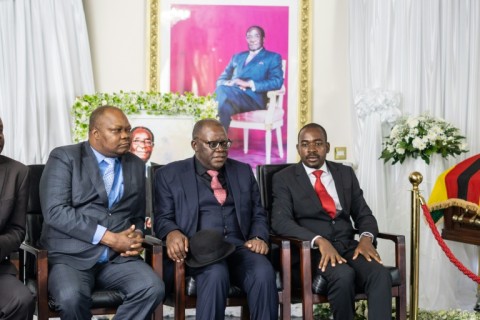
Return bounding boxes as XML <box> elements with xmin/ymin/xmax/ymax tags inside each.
<box><xmin>380</xmin><ymin>114</ymin><xmax>468</xmax><ymax>165</ymax></box>
<box><xmin>71</xmin><ymin>91</ymin><xmax>218</xmax><ymax>142</ymax></box>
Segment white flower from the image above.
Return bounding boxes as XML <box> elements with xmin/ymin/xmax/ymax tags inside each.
<box><xmin>406</xmin><ymin>118</ymin><xmax>419</xmax><ymax>128</ymax></box>
<box><xmin>381</xmin><ymin>114</ymin><xmax>468</xmax><ymax>164</ymax></box>
<box><xmin>412</xmin><ymin>137</ymin><xmax>427</xmax><ymax>150</ymax></box>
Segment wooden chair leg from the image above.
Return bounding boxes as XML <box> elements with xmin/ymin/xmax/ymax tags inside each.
<box><xmin>240</xmin><ymin>305</ymin><xmax>250</xmax><ymax>320</ymax></box>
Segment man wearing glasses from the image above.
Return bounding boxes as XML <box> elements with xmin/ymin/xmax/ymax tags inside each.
<box><xmin>215</xmin><ymin>25</ymin><xmax>283</xmax><ymax>131</ymax></box>
<box><xmin>130</xmin><ymin>126</ymin><xmax>155</xmax><ymax>231</ymax></box>
<box><xmin>130</xmin><ymin>126</ymin><xmax>155</xmax><ymax>163</ymax></box>
<box><xmin>153</xmin><ymin>118</ymin><xmax>278</xmax><ymax>320</ymax></box>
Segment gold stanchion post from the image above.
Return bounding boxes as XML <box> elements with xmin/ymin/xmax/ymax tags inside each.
<box><xmin>409</xmin><ymin>172</ymin><xmax>423</xmax><ymax>320</ymax></box>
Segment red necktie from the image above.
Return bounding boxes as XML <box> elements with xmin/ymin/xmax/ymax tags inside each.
<box><xmin>313</xmin><ymin>170</ymin><xmax>336</xmax><ymax>219</ymax></box>
<box><xmin>207</xmin><ymin>170</ymin><xmax>227</xmax><ymax>205</ymax></box>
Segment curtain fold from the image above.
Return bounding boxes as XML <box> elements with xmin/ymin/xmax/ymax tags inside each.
<box><xmin>0</xmin><ymin>0</ymin><xmax>94</xmax><ymax>164</ymax></box>
<box><xmin>349</xmin><ymin>0</ymin><xmax>480</xmax><ymax>311</ymax></box>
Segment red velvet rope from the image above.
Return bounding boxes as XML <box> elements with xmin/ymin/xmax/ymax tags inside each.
<box><xmin>421</xmin><ymin>203</ymin><xmax>480</xmax><ymax>284</ymax></box>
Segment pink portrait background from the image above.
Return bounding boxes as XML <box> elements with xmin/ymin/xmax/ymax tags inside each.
<box><xmin>169</xmin><ymin>4</ymin><xmax>289</xmax><ymax>167</ymax></box>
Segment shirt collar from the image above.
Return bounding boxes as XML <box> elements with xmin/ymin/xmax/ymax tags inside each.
<box><xmin>302</xmin><ymin>162</ymin><xmax>329</xmax><ymax>176</ymax></box>
<box><xmin>91</xmin><ymin>146</ymin><xmax>118</xmax><ymax>165</ymax></box>
<box><xmin>249</xmin><ymin>47</ymin><xmax>264</xmax><ymax>54</ymax></box>
<box><xmin>194</xmin><ymin>156</ymin><xmax>224</xmax><ymax>176</ymax></box>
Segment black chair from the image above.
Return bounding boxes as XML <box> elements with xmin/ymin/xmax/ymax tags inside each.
<box><xmin>257</xmin><ymin>164</ymin><xmax>407</xmax><ymax>320</ymax></box>
<box><xmin>150</xmin><ymin>164</ymin><xmax>292</xmax><ymax>320</ymax></box>
<box><xmin>18</xmin><ymin>164</ymin><xmax>163</xmax><ymax>320</ymax></box>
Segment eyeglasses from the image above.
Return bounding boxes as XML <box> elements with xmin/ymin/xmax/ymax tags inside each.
<box><xmin>132</xmin><ymin>139</ymin><xmax>154</xmax><ymax>147</ymax></box>
<box><xmin>196</xmin><ymin>138</ymin><xmax>232</xmax><ymax>150</ymax></box>
<box><xmin>299</xmin><ymin>141</ymin><xmax>326</xmax><ymax>149</ymax></box>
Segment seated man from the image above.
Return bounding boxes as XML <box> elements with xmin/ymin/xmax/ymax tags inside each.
<box><xmin>154</xmin><ymin>118</ymin><xmax>278</xmax><ymax>320</ymax></box>
<box><xmin>0</xmin><ymin>116</ymin><xmax>35</xmax><ymax>320</ymax></box>
<box><xmin>39</xmin><ymin>106</ymin><xmax>164</xmax><ymax>320</ymax></box>
<box><xmin>271</xmin><ymin>123</ymin><xmax>392</xmax><ymax>320</ymax></box>
<box><xmin>215</xmin><ymin>25</ymin><xmax>284</xmax><ymax>130</ymax></box>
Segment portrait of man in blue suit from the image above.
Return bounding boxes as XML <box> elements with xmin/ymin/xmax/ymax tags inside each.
<box><xmin>215</xmin><ymin>25</ymin><xmax>284</xmax><ymax>130</ymax></box>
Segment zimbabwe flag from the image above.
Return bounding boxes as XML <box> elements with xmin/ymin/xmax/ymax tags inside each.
<box><xmin>428</xmin><ymin>154</ymin><xmax>480</xmax><ymax>222</ymax></box>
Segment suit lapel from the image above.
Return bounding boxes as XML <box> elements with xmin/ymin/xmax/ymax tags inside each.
<box><xmin>224</xmin><ymin>160</ymin><xmax>243</xmax><ymax>227</ymax></box>
<box><xmin>0</xmin><ymin>163</ymin><xmax>6</xmax><ymax>198</ymax></box>
<box><xmin>82</xmin><ymin>143</ymin><xmax>109</xmax><ymax>207</ymax></box>
<box><xmin>294</xmin><ymin>163</ymin><xmax>322</xmax><ymax>210</ymax></box>
<box><xmin>181</xmin><ymin>158</ymin><xmax>199</xmax><ymax>221</ymax></box>
<box><xmin>120</xmin><ymin>155</ymin><xmax>131</xmax><ymax>202</ymax></box>
<box><xmin>327</xmin><ymin>161</ymin><xmax>346</xmax><ymax>211</ymax></box>
<box><xmin>240</xmin><ymin>49</ymin><xmax>265</xmax><ymax>74</ymax></box>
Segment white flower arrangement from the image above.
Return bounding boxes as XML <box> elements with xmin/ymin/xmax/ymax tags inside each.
<box><xmin>380</xmin><ymin>114</ymin><xmax>468</xmax><ymax>165</ymax></box>
<box><xmin>71</xmin><ymin>91</ymin><xmax>218</xmax><ymax>142</ymax></box>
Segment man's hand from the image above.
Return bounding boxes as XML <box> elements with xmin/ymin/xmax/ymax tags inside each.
<box><xmin>315</xmin><ymin>237</ymin><xmax>347</xmax><ymax>272</ymax></box>
<box><xmin>122</xmin><ymin>228</ymin><xmax>144</xmax><ymax>257</ymax></box>
<box><xmin>353</xmin><ymin>236</ymin><xmax>383</xmax><ymax>264</ymax></box>
<box><xmin>100</xmin><ymin>225</ymin><xmax>144</xmax><ymax>256</ymax></box>
<box><xmin>244</xmin><ymin>238</ymin><xmax>269</xmax><ymax>255</ymax></box>
<box><xmin>166</xmin><ymin>230</ymin><xmax>189</xmax><ymax>262</ymax></box>
<box><xmin>232</xmin><ymin>79</ymin><xmax>252</xmax><ymax>90</ymax></box>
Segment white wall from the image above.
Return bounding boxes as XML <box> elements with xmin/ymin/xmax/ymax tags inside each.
<box><xmin>312</xmin><ymin>1</ymin><xmax>353</xmax><ymax>164</ymax></box>
<box><xmin>83</xmin><ymin>0</ymin><xmax>354</xmax><ymax>162</ymax></box>
<box><xmin>83</xmin><ymin>0</ymin><xmax>147</xmax><ymax>92</ymax></box>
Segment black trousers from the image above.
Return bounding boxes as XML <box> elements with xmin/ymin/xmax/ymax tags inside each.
<box><xmin>0</xmin><ymin>273</ymin><xmax>35</xmax><ymax>320</ymax></box>
<box><xmin>292</xmin><ymin>239</ymin><xmax>392</xmax><ymax>320</ymax></box>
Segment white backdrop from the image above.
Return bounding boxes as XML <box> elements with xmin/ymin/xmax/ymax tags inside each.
<box><xmin>349</xmin><ymin>0</ymin><xmax>480</xmax><ymax>311</ymax></box>
<box><xmin>0</xmin><ymin>0</ymin><xmax>94</xmax><ymax>164</ymax></box>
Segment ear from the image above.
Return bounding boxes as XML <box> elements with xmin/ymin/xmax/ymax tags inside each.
<box><xmin>191</xmin><ymin>140</ymin><xmax>198</xmax><ymax>152</ymax></box>
<box><xmin>91</xmin><ymin>128</ymin><xmax>100</xmax><ymax>140</ymax></box>
<box><xmin>326</xmin><ymin>142</ymin><xmax>331</xmax><ymax>154</ymax></box>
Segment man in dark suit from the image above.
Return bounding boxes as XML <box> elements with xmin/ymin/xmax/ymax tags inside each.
<box><xmin>40</xmin><ymin>106</ymin><xmax>164</xmax><ymax>320</ymax></box>
<box><xmin>0</xmin><ymin>117</ymin><xmax>35</xmax><ymax>319</ymax></box>
<box><xmin>154</xmin><ymin>118</ymin><xmax>278</xmax><ymax>320</ymax></box>
<box><xmin>215</xmin><ymin>25</ymin><xmax>284</xmax><ymax>130</ymax></box>
<box><xmin>271</xmin><ymin>123</ymin><xmax>392</xmax><ymax>320</ymax></box>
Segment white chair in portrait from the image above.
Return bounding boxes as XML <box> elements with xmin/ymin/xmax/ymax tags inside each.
<box><xmin>229</xmin><ymin>60</ymin><xmax>286</xmax><ymax>164</ymax></box>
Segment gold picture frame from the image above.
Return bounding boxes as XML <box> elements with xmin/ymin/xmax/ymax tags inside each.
<box><xmin>147</xmin><ymin>0</ymin><xmax>312</xmax><ymax>158</ymax></box>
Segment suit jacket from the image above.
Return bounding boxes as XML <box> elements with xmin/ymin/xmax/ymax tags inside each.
<box><xmin>154</xmin><ymin>157</ymin><xmax>269</xmax><ymax>242</ymax></box>
<box><xmin>216</xmin><ymin>48</ymin><xmax>284</xmax><ymax>108</ymax></box>
<box><xmin>0</xmin><ymin>155</ymin><xmax>29</xmax><ymax>275</ymax></box>
<box><xmin>271</xmin><ymin>161</ymin><xmax>378</xmax><ymax>246</ymax></box>
<box><xmin>39</xmin><ymin>142</ymin><xmax>146</xmax><ymax>270</ymax></box>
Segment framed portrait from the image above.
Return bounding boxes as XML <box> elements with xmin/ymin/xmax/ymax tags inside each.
<box><xmin>147</xmin><ymin>0</ymin><xmax>312</xmax><ymax>168</ymax></box>
<box><xmin>128</xmin><ymin>114</ymin><xmax>195</xmax><ymax>164</ymax></box>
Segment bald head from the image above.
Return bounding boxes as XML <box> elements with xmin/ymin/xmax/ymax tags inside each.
<box><xmin>88</xmin><ymin>106</ymin><xmax>132</xmax><ymax>157</ymax></box>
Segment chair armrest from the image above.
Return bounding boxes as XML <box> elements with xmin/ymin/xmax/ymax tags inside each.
<box><xmin>19</xmin><ymin>241</ymin><xmax>50</xmax><ymax>316</ymax></box>
<box><xmin>269</xmin><ymin>234</ymin><xmax>291</xmax><ymax>295</ymax></box>
<box><xmin>172</xmin><ymin>258</ymin><xmax>187</xmax><ymax>310</ymax></box>
<box><xmin>376</xmin><ymin>232</ymin><xmax>406</xmax><ymax>286</ymax></box>
<box><xmin>377</xmin><ymin>232</ymin><xmax>405</xmax><ymax>245</ymax></box>
<box><xmin>267</xmin><ymin>86</ymin><xmax>286</xmax><ymax>98</ymax></box>
<box><xmin>143</xmin><ymin>235</ymin><xmax>163</xmax><ymax>284</ymax></box>
<box><xmin>20</xmin><ymin>242</ymin><xmax>48</xmax><ymax>259</ymax></box>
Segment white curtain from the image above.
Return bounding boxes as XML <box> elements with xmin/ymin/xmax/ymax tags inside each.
<box><xmin>0</xmin><ymin>0</ymin><xmax>94</xmax><ymax>164</ymax></box>
<box><xmin>349</xmin><ymin>0</ymin><xmax>480</xmax><ymax>311</ymax></box>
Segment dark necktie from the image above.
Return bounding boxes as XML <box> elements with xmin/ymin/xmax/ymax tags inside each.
<box><xmin>207</xmin><ymin>170</ymin><xmax>227</xmax><ymax>205</ymax></box>
<box><xmin>313</xmin><ymin>170</ymin><xmax>336</xmax><ymax>219</ymax></box>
